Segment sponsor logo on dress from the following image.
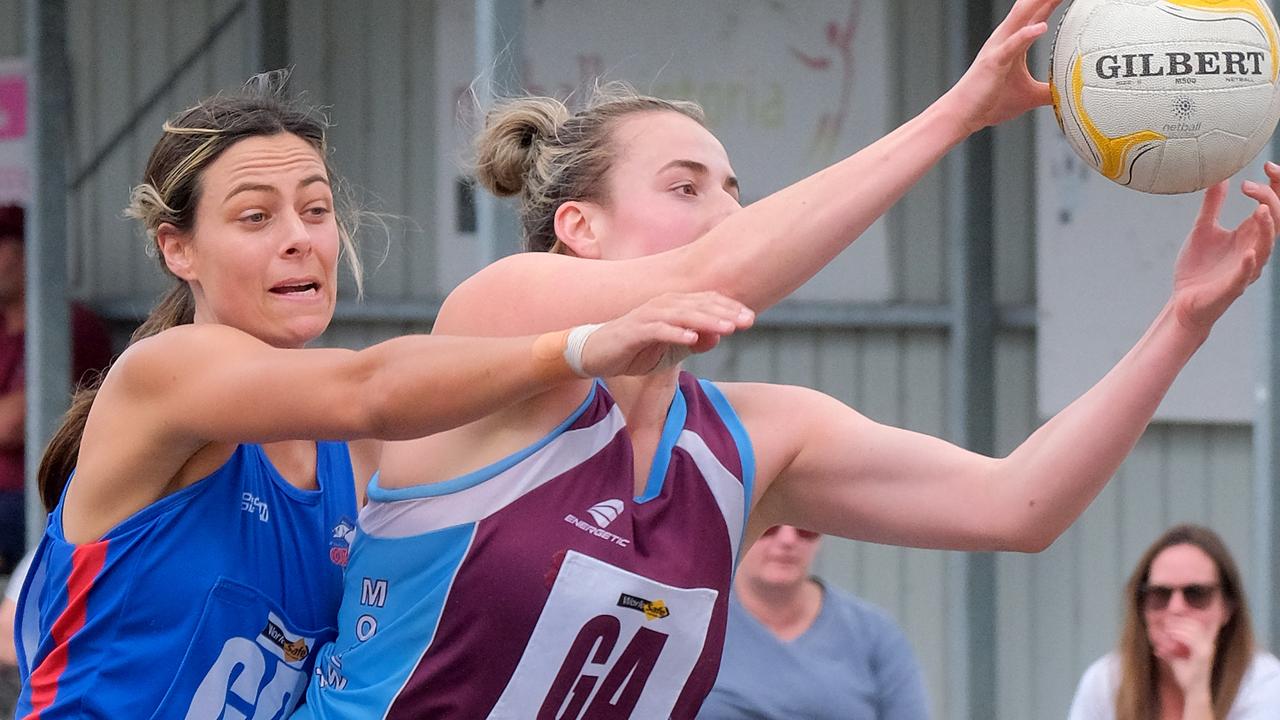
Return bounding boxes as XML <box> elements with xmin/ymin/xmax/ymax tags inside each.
<box><xmin>565</xmin><ymin>499</ymin><xmax>630</xmax><ymax>547</ymax></box>
<box><xmin>586</xmin><ymin>499</ymin><xmax>625</xmax><ymax>528</ymax></box>
<box><xmin>617</xmin><ymin>592</ymin><xmax>670</xmax><ymax>621</ymax></box>
<box><xmin>260</xmin><ymin>618</ymin><xmax>309</xmax><ymax>663</ymax></box>
<box><xmin>241</xmin><ymin>492</ymin><xmax>269</xmax><ymax>522</ymax></box>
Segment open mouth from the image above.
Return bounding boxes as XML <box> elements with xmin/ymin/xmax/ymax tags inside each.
<box><xmin>270</xmin><ymin>281</ymin><xmax>321</xmax><ymax>297</ymax></box>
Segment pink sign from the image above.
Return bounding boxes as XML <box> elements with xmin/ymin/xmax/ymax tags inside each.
<box><xmin>0</xmin><ymin>75</ymin><xmax>25</xmax><ymax>141</ymax></box>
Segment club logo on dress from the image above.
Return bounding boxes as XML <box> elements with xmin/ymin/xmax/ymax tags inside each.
<box><xmin>617</xmin><ymin>592</ymin><xmax>671</xmax><ymax>621</ymax></box>
<box><xmin>329</xmin><ymin>517</ymin><xmax>356</xmax><ymax>567</ymax></box>
<box><xmin>586</xmin><ymin>499</ymin><xmax>625</xmax><ymax>528</ymax></box>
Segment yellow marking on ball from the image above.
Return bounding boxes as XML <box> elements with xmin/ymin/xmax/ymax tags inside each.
<box><xmin>1070</xmin><ymin>54</ymin><xmax>1167</xmax><ymax>181</ymax></box>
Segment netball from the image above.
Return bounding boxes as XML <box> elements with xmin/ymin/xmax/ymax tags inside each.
<box><xmin>1050</xmin><ymin>0</ymin><xmax>1280</xmax><ymax>194</ymax></box>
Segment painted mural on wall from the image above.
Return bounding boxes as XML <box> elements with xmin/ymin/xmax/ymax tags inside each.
<box><xmin>0</xmin><ymin>59</ymin><xmax>27</xmax><ymax>206</ymax></box>
<box><xmin>433</xmin><ymin>0</ymin><xmax>893</xmax><ymax>302</ymax></box>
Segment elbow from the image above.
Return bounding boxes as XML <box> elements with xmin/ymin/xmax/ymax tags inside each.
<box><xmin>996</xmin><ymin>516</ymin><xmax>1060</xmax><ymax>553</ymax></box>
<box><xmin>347</xmin><ymin>355</ymin><xmax>401</xmax><ymax>441</ymax></box>
<box><xmin>1008</xmin><ymin>530</ymin><xmax>1056</xmax><ymax>554</ymax></box>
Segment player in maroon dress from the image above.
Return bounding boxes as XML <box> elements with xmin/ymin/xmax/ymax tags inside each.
<box><xmin>300</xmin><ymin>0</ymin><xmax>1280</xmax><ymax>716</ymax></box>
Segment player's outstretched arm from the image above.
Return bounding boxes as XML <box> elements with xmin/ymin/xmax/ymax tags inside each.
<box><xmin>438</xmin><ymin>0</ymin><xmax>1063</xmax><ymax>337</ymax></box>
<box><xmin>739</xmin><ymin>169</ymin><xmax>1279</xmax><ymax>552</ymax></box>
<box><xmin>68</xmin><ymin>291</ymin><xmax>753</xmax><ymax>541</ymax></box>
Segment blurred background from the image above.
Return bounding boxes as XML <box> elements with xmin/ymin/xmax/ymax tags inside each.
<box><xmin>1</xmin><ymin>1</ymin><xmax>1278</xmax><ymax>717</ymax></box>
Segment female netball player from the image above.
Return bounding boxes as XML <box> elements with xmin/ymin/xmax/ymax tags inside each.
<box><xmin>299</xmin><ymin>0</ymin><xmax>1280</xmax><ymax>716</ymax></box>
<box><xmin>11</xmin><ymin>76</ymin><xmax>753</xmax><ymax>720</ymax></box>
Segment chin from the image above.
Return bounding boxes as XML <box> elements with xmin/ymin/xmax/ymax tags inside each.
<box><xmin>274</xmin><ymin>318</ymin><xmax>332</xmax><ymax>348</ymax></box>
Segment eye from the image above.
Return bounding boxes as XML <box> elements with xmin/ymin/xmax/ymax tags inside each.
<box><xmin>673</xmin><ymin>182</ymin><xmax>697</xmax><ymax>197</ymax></box>
<box><xmin>304</xmin><ymin>205</ymin><xmax>332</xmax><ymax>219</ymax></box>
<box><xmin>239</xmin><ymin>211</ymin><xmax>268</xmax><ymax>225</ymax></box>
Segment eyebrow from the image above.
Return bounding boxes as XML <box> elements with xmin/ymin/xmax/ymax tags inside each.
<box><xmin>658</xmin><ymin>159</ymin><xmax>740</xmax><ymax>196</ymax></box>
<box><xmin>224</xmin><ymin>174</ymin><xmax>331</xmax><ymax>202</ymax></box>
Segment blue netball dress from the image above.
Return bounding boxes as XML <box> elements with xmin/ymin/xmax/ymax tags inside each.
<box><xmin>300</xmin><ymin>373</ymin><xmax>753</xmax><ymax>719</ymax></box>
<box><xmin>15</xmin><ymin>442</ymin><xmax>358</xmax><ymax>720</ymax></box>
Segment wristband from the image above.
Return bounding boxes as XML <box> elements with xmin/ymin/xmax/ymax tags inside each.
<box><xmin>564</xmin><ymin>323</ymin><xmax>604</xmax><ymax>378</ymax></box>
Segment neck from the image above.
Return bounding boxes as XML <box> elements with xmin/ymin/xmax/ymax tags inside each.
<box><xmin>736</xmin><ymin>576</ymin><xmax>823</xmax><ymax>641</ymax></box>
<box><xmin>603</xmin><ymin>369</ymin><xmax>682</xmax><ymax>423</ymax></box>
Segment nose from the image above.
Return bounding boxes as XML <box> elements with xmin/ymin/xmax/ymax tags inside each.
<box><xmin>716</xmin><ymin>191</ymin><xmax>743</xmax><ymax>222</ymax></box>
<box><xmin>280</xmin><ymin>211</ymin><xmax>312</xmax><ymax>258</ymax></box>
<box><xmin>1165</xmin><ymin>589</ymin><xmax>1191</xmax><ymax>614</ymax></box>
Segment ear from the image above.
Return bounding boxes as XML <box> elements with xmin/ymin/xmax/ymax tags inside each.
<box><xmin>552</xmin><ymin>200</ymin><xmax>602</xmax><ymax>259</ymax></box>
<box><xmin>155</xmin><ymin>223</ymin><xmax>197</xmax><ymax>282</ymax></box>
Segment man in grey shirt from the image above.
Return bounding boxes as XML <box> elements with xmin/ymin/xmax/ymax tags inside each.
<box><xmin>699</xmin><ymin>526</ymin><xmax>930</xmax><ymax>719</ymax></box>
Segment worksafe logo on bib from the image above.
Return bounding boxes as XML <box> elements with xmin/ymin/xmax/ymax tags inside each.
<box><xmin>261</xmin><ymin>617</ymin><xmax>309</xmax><ymax>663</ymax></box>
<box><xmin>618</xmin><ymin>592</ymin><xmax>671</xmax><ymax>621</ymax></box>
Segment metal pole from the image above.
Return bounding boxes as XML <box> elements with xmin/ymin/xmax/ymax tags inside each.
<box><xmin>24</xmin><ymin>0</ymin><xmax>71</xmax><ymax>547</ymax></box>
<box><xmin>250</xmin><ymin>0</ymin><xmax>289</xmax><ymax>72</ymax></box>
<box><xmin>947</xmin><ymin>1</ymin><xmax>999</xmax><ymax>717</ymax></box>
<box><xmin>1254</xmin><ymin>0</ymin><xmax>1280</xmax><ymax>651</ymax></box>
<box><xmin>1256</xmin><ymin>229</ymin><xmax>1279</xmax><ymax>654</ymax></box>
<box><xmin>474</xmin><ymin>0</ymin><xmax>524</xmax><ymax>262</ymax></box>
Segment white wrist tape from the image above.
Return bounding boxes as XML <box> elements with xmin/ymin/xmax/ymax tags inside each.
<box><xmin>564</xmin><ymin>323</ymin><xmax>604</xmax><ymax>378</ymax></box>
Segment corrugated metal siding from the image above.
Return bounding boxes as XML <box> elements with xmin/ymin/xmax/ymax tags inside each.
<box><xmin>683</xmin><ymin>329</ymin><xmax>958</xmax><ymax>720</ymax></box>
<box><xmin>65</xmin><ymin>0</ymin><xmax>256</xmax><ymax>302</ymax></box>
<box><xmin>287</xmin><ymin>0</ymin><xmax>440</xmax><ymax>303</ymax></box>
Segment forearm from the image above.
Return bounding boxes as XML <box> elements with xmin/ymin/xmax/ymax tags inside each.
<box><xmin>360</xmin><ymin>332</ymin><xmax>578</xmax><ymax>441</ymax></box>
<box><xmin>685</xmin><ymin>100</ymin><xmax>972</xmax><ymax>310</ymax></box>
<box><xmin>1181</xmin><ymin>689</ymin><xmax>1214</xmax><ymax>720</ymax></box>
<box><xmin>994</xmin><ymin>302</ymin><xmax>1207</xmax><ymax>547</ymax></box>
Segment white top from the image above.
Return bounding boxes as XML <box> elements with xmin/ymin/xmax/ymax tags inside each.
<box><xmin>3</xmin><ymin>549</ymin><xmax>32</xmax><ymax>603</ymax></box>
<box><xmin>1068</xmin><ymin>651</ymin><xmax>1280</xmax><ymax>719</ymax></box>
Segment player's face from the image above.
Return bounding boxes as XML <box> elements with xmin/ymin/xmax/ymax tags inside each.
<box><xmin>739</xmin><ymin>525</ymin><xmax>822</xmax><ymax>590</ymax></box>
<box><xmin>591</xmin><ymin>111</ymin><xmax>741</xmax><ymax>259</ymax></box>
<box><xmin>170</xmin><ymin>133</ymin><xmax>340</xmax><ymax>349</ymax></box>
<box><xmin>1142</xmin><ymin>544</ymin><xmax>1231</xmax><ymax>658</ymax></box>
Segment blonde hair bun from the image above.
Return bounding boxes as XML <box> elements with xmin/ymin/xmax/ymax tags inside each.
<box><xmin>473</xmin><ymin>97</ymin><xmax>570</xmax><ymax>197</ymax></box>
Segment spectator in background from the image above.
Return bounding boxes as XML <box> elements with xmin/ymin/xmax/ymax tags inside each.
<box><xmin>699</xmin><ymin>526</ymin><xmax>930</xmax><ymax>719</ymax></box>
<box><xmin>1068</xmin><ymin>524</ymin><xmax>1280</xmax><ymax>720</ymax></box>
<box><xmin>0</xmin><ymin>204</ymin><xmax>112</xmax><ymax>575</ymax></box>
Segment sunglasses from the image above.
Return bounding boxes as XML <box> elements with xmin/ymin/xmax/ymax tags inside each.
<box><xmin>1141</xmin><ymin>583</ymin><xmax>1220</xmax><ymax>611</ymax></box>
<box><xmin>761</xmin><ymin>525</ymin><xmax>820</xmax><ymax>541</ymax></box>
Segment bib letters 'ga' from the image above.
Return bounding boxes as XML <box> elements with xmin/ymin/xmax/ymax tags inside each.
<box><xmin>15</xmin><ymin>443</ymin><xmax>358</xmax><ymax>720</ymax></box>
<box><xmin>299</xmin><ymin>373</ymin><xmax>753</xmax><ymax>719</ymax></box>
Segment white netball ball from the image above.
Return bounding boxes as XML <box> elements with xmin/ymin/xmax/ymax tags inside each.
<box><xmin>1050</xmin><ymin>0</ymin><xmax>1280</xmax><ymax>194</ymax></box>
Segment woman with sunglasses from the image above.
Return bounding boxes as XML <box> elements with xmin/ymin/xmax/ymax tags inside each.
<box><xmin>699</xmin><ymin>526</ymin><xmax>930</xmax><ymax>719</ymax></box>
<box><xmin>1067</xmin><ymin>524</ymin><xmax>1280</xmax><ymax>720</ymax></box>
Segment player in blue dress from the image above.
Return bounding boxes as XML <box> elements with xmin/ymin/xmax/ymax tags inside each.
<box><xmin>12</xmin><ymin>73</ymin><xmax>753</xmax><ymax>720</ymax></box>
<box><xmin>302</xmin><ymin>0</ymin><xmax>1280</xmax><ymax>716</ymax></box>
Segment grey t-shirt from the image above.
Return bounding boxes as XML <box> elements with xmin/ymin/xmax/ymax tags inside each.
<box><xmin>698</xmin><ymin>581</ymin><xmax>931</xmax><ymax>719</ymax></box>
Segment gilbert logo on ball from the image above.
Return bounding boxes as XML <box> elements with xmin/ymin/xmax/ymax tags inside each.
<box><xmin>1050</xmin><ymin>0</ymin><xmax>1280</xmax><ymax>194</ymax></box>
